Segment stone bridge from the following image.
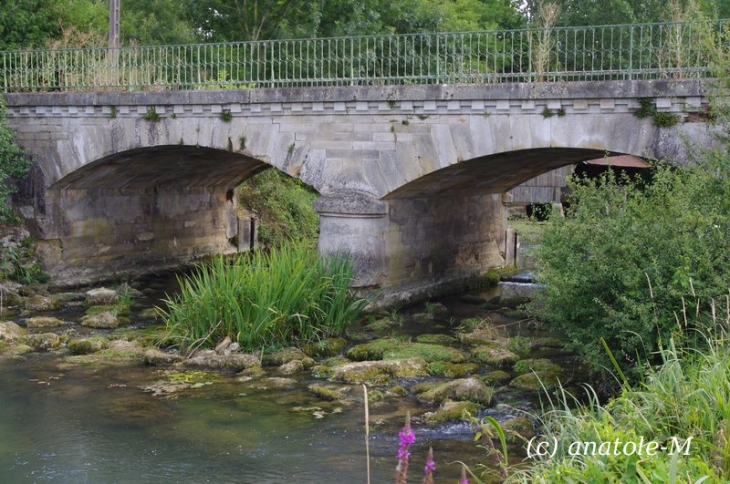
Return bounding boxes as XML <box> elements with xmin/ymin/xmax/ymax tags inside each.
<box><xmin>4</xmin><ymin>79</ymin><xmax>715</xmax><ymax>302</ymax></box>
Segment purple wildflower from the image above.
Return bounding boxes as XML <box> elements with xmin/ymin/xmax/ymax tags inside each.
<box><xmin>395</xmin><ymin>413</ymin><xmax>415</xmax><ymax>484</ymax></box>
<box><xmin>423</xmin><ymin>447</ymin><xmax>435</xmax><ymax>484</ymax></box>
<box><xmin>460</xmin><ymin>465</ymin><xmax>470</xmax><ymax>484</ymax></box>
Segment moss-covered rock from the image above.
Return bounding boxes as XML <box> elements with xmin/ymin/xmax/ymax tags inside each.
<box><xmin>112</xmin><ymin>325</ymin><xmax>169</xmax><ymax>347</ymax></box>
<box><xmin>302</xmin><ymin>338</ymin><xmax>347</xmax><ymax>359</ymax></box>
<box><xmin>472</xmin><ymin>346</ymin><xmax>519</xmax><ymax>367</ymax></box>
<box><xmin>386</xmin><ymin>385</ymin><xmax>408</xmax><ymax>397</ymax></box>
<box><xmin>138</xmin><ymin>307</ymin><xmax>161</xmax><ymax>321</ymax></box>
<box><xmin>103</xmin><ymin>340</ymin><xmax>144</xmax><ymax>360</ymax></box>
<box><xmin>509</xmin><ymin>371</ymin><xmax>562</xmax><ymax>391</ymax></box>
<box><xmin>501</xmin><ymin>416</ymin><xmax>537</xmax><ymax>442</ymax></box>
<box><xmin>80</xmin><ymin>311</ymin><xmax>119</xmax><ymax>329</ymax></box>
<box><xmin>67</xmin><ymin>336</ymin><xmax>110</xmax><ymax>355</ymax></box>
<box><xmin>0</xmin><ymin>286</ymin><xmax>25</xmax><ymax>307</ymax></box>
<box><xmin>0</xmin><ymin>339</ymin><xmax>33</xmax><ymax>357</ymax></box>
<box><xmin>308</xmin><ymin>383</ymin><xmax>350</xmax><ymax>402</ymax></box>
<box><xmin>411</xmin><ymin>302</ymin><xmax>450</xmax><ymax>324</ymax></box>
<box><xmin>278</xmin><ymin>359</ymin><xmax>307</xmax><ymax>374</ymax></box>
<box><xmin>425</xmin><ymin>400</ymin><xmax>482</xmax><ymax>424</ymax></box>
<box><xmin>415</xmin><ymin>334</ymin><xmax>457</xmax><ymax>345</ymax></box>
<box><xmin>25</xmin><ymin>295</ymin><xmax>57</xmax><ymax>312</ymax></box>
<box><xmin>383</xmin><ymin>343</ymin><xmax>467</xmax><ymax>363</ymax></box>
<box><xmin>184</xmin><ymin>350</ymin><xmax>261</xmax><ymax>371</ymax></box>
<box><xmin>329</xmin><ymin>358</ymin><xmax>429</xmax><ymax>384</ymax></box>
<box><xmin>482</xmin><ymin>370</ymin><xmax>512</xmax><ymax>385</ymax></box>
<box><xmin>411</xmin><ymin>381</ymin><xmax>441</xmax><ymax>394</ymax></box>
<box><xmin>0</xmin><ymin>321</ymin><xmax>26</xmax><ymax>341</ymax></box>
<box><xmin>457</xmin><ymin>320</ymin><xmax>510</xmax><ymax>345</ymax></box>
<box><xmin>85</xmin><ymin>287</ymin><xmax>119</xmax><ymax>305</ymax></box>
<box><xmin>417</xmin><ymin>377</ymin><xmax>494</xmax><ymax>406</ymax></box>
<box><xmin>143</xmin><ymin>348</ymin><xmax>184</xmax><ymax>365</ymax></box>
<box><xmin>25</xmin><ymin>316</ymin><xmax>64</xmax><ymax>329</ymax></box>
<box><xmin>311</xmin><ymin>357</ymin><xmax>351</xmax><ymax>379</ymax></box>
<box><xmin>346</xmin><ymin>338</ymin><xmax>401</xmax><ymax>361</ymax></box>
<box><xmin>513</xmin><ymin>358</ymin><xmax>563</xmax><ymax>375</ymax></box>
<box><xmin>427</xmin><ymin>361</ymin><xmax>480</xmax><ymax>378</ymax></box>
<box><xmin>364</xmin><ymin>316</ymin><xmax>403</xmax><ymax>333</ymax></box>
<box><xmin>26</xmin><ymin>332</ymin><xmax>63</xmax><ymax>351</ymax></box>
<box><xmin>263</xmin><ymin>347</ymin><xmax>312</xmax><ymax>366</ymax></box>
<box><xmin>237</xmin><ymin>365</ymin><xmax>266</xmax><ymax>379</ymax></box>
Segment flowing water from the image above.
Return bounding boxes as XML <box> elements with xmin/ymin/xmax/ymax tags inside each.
<box><xmin>0</xmin><ymin>273</ymin><xmax>582</xmax><ymax>483</ymax></box>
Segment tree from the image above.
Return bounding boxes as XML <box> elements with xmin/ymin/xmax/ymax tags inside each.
<box><xmin>121</xmin><ymin>0</ymin><xmax>196</xmax><ymax>45</ymax></box>
<box><xmin>0</xmin><ymin>0</ymin><xmax>107</xmax><ymax>50</ymax></box>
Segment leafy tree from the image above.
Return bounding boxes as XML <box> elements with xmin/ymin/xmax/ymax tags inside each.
<box><xmin>521</xmin><ymin>0</ymin><xmax>728</xmax><ymax>25</ymax></box>
<box><xmin>0</xmin><ymin>0</ymin><xmax>107</xmax><ymax>50</ymax></box>
<box><xmin>237</xmin><ymin>169</ymin><xmax>319</xmax><ymax>249</ymax></box>
<box><xmin>0</xmin><ymin>100</ymin><xmax>30</xmax><ymax>221</ymax></box>
<box><xmin>430</xmin><ymin>0</ymin><xmax>524</xmax><ymax>32</ymax></box>
<box><xmin>121</xmin><ymin>0</ymin><xmax>196</xmax><ymax>45</ymax></box>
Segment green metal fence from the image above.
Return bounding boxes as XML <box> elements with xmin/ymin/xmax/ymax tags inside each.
<box><xmin>1</xmin><ymin>20</ymin><xmax>727</xmax><ymax>92</ymax></box>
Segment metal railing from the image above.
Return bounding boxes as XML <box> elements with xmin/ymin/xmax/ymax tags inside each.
<box><xmin>1</xmin><ymin>20</ymin><xmax>727</xmax><ymax>92</ymax></box>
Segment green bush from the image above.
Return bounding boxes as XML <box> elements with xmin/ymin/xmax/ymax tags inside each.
<box><xmin>159</xmin><ymin>245</ymin><xmax>367</xmax><ymax>353</ymax></box>
<box><xmin>530</xmin><ymin>155</ymin><xmax>730</xmax><ymax>376</ymax></box>
<box><xmin>237</xmin><ymin>169</ymin><xmax>319</xmax><ymax>248</ymax></box>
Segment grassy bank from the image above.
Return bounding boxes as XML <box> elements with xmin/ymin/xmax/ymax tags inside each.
<box><xmin>472</xmin><ymin>315</ymin><xmax>730</xmax><ymax>483</ymax></box>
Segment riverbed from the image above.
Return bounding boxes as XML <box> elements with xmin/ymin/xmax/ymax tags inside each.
<box><xmin>0</xmin><ymin>272</ymin><xmax>582</xmax><ymax>483</ymax></box>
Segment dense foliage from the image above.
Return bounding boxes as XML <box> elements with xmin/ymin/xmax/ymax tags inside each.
<box><xmin>160</xmin><ymin>246</ymin><xmax>367</xmax><ymax>352</ymax></box>
<box><xmin>237</xmin><ymin>169</ymin><xmax>320</xmax><ymax>249</ymax></box>
<box><xmin>0</xmin><ymin>100</ymin><xmax>30</xmax><ymax>222</ymax></box>
<box><xmin>530</xmin><ymin>153</ymin><xmax>730</xmax><ymax>376</ymax></box>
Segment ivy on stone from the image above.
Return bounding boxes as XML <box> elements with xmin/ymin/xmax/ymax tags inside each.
<box><xmin>0</xmin><ymin>99</ymin><xmax>30</xmax><ymax>221</ymax></box>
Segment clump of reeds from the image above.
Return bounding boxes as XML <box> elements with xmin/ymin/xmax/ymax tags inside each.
<box><xmin>159</xmin><ymin>245</ymin><xmax>367</xmax><ymax>353</ymax></box>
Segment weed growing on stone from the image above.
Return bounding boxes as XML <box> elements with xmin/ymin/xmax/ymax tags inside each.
<box><xmin>143</xmin><ymin>107</ymin><xmax>161</xmax><ymax>122</ymax></box>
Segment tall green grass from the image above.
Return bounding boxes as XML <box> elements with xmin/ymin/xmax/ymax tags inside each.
<box><xmin>472</xmin><ymin>310</ymin><xmax>730</xmax><ymax>483</ymax></box>
<box><xmin>159</xmin><ymin>245</ymin><xmax>367</xmax><ymax>353</ymax></box>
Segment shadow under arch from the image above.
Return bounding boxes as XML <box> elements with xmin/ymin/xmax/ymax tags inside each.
<box><xmin>383</xmin><ymin>147</ymin><xmax>620</xmax><ymax>199</ymax></box>
<box><xmin>40</xmin><ymin>145</ymin><xmax>305</xmax><ymax>284</ymax></box>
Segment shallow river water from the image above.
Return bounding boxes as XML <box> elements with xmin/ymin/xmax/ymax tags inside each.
<box><xmin>0</xmin><ymin>275</ymin><xmax>581</xmax><ymax>483</ymax></box>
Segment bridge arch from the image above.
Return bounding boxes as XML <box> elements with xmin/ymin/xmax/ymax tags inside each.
<box><xmin>35</xmin><ymin>142</ymin><xmax>294</xmax><ymax>283</ymax></box>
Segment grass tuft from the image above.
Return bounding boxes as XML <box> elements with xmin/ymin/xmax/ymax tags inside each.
<box><xmin>158</xmin><ymin>246</ymin><xmax>367</xmax><ymax>353</ymax></box>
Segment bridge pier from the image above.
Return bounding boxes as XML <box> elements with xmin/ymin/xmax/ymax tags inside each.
<box><xmin>315</xmin><ymin>190</ymin><xmax>514</xmax><ymax>305</ymax></box>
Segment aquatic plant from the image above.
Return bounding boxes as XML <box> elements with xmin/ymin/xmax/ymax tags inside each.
<box><xmin>159</xmin><ymin>245</ymin><xmax>367</xmax><ymax>353</ymax></box>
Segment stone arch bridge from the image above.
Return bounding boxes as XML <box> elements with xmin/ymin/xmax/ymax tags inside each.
<box><xmin>4</xmin><ymin>79</ymin><xmax>714</xmax><ymax>302</ymax></box>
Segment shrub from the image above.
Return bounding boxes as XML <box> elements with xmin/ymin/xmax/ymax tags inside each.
<box><xmin>159</xmin><ymin>245</ymin><xmax>367</xmax><ymax>352</ymax></box>
<box><xmin>530</xmin><ymin>155</ymin><xmax>730</xmax><ymax>376</ymax></box>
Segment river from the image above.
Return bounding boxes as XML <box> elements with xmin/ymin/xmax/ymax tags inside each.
<box><xmin>0</xmin><ymin>271</ymin><xmax>581</xmax><ymax>483</ymax></box>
